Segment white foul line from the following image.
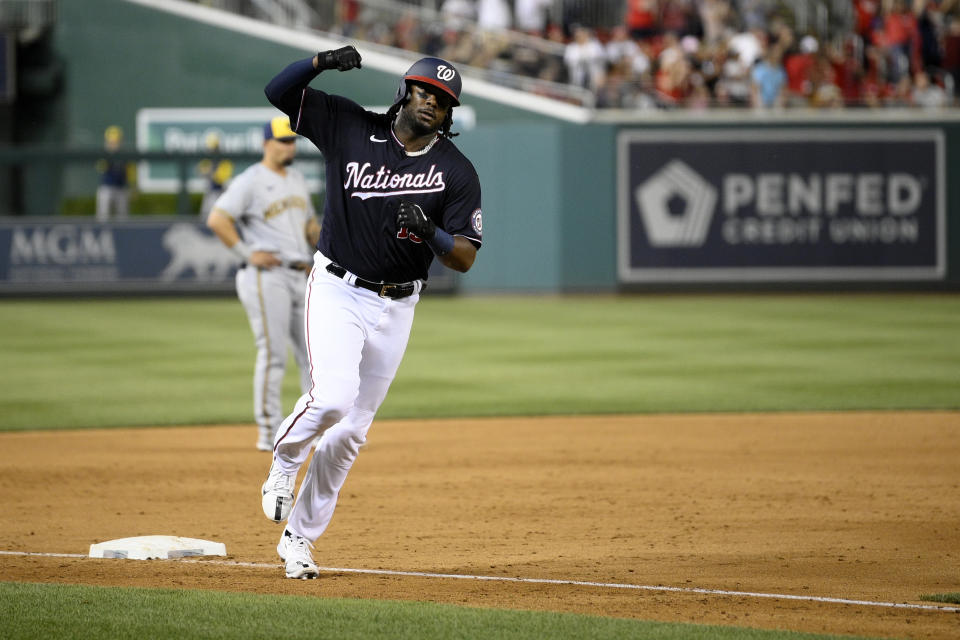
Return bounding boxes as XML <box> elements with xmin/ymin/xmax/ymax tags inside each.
<box><xmin>2</xmin><ymin>550</ymin><xmax>958</xmax><ymax>614</ymax></box>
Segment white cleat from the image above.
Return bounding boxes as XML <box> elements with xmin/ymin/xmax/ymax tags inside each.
<box><xmin>261</xmin><ymin>461</ymin><xmax>296</xmax><ymax>522</ymax></box>
<box><xmin>256</xmin><ymin>427</ymin><xmax>275</xmax><ymax>452</ymax></box>
<box><xmin>280</xmin><ymin>529</ymin><xmax>318</xmax><ymax>579</ymax></box>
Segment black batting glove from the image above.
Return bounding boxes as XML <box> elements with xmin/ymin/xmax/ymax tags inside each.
<box><xmin>317</xmin><ymin>46</ymin><xmax>362</xmax><ymax>71</ymax></box>
<box><xmin>396</xmin><ymin>201</ymin><xmax>435</xmax><ymax>240</ymax></box>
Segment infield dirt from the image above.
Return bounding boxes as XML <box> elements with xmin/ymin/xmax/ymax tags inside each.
<box><xmin>2</xmin><ymin>412</ymin><xmax>958</xmax><ymax>638</ymax></box>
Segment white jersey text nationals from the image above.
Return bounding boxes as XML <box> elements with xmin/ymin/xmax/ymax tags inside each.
<box><xmin>344</xmin><ymin>162</ymin><xmax>446</xmax><ymax>200</ymax></box>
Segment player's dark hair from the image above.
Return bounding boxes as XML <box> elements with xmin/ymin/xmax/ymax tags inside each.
<box><xmin>439</xmin><ymin>110</ymin><xmax>458</xmax><ymax>140</ymax></box>
<box><xmin>385</xmin><ymin>95</ymin><xmax>459</xmax><ymax>140</ymax></box>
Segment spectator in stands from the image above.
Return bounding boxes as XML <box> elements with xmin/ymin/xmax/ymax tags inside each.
<box><xmin>605</xmin><ymin>24</ymin><xmax>650</xmax><ymax>77</ymax></box>
<box><xmin>436</xmin><ymin>20</ymin><xmax>479</xmax><ymax>64</ymax></box>
<box><xmin>660</xmin><ymin>0</ymin><xmax>701</xmax><ymax>38</ymax></box>
<box><xmin>825</xmin><ymin>38</ymin><xmax>865</xmax><ymax>104</ymax></box>
<box><xmin>728</xmin><ymin>26</ymin><xmax>766</xmax><ymax>69</ymax></box>
<box><xmin>477</xmin><ymin>0</ymin><xmax>511</xmax><ymax>31</ymax></box>
<box><xmin>211</xmin><ymin>0</ymin><xmax>960</xmax><ymax>111</ymax></box>
<box><xmin>597</xmin><ymin>27</ymin><xmax>654</xmax><ymax>109</ymax></box>
<box><xmin>559</xmin><ymin>0</ymin><xmax>595</xmax><ymax>37</ymax></box>
<box><xmin>858</xmin><ymin>43</ymin><xmax>891</xmax><ymax>105</ymax></box>
<box><xmin>95</xmin><ymin>125</ymin><xmax>132</xmax><ymax>221</ymax></box>
<box><xmin>699</xmin><ymin>0</ymin><xmax>733</xmax><ymax>46</ymax></box>
<box><xmin>912</xmin><ymin>68</ymin><xmax>949</xmax><ymax>106</ymax></box>
<box><xmin>625</xmin><ymin>0</ymin><xmax>660</xmax><ymax>40</ymax></box>
<box><xmin>686</xmin><ymin>72</ymin><xmax>713</xmax><ymax>109</ymax></box>
<box><xmin>367</xmin><ymin>21</ymin><xmax>395</xmax><ymax>47</ymax></box>
<box><xmin>563</xmin><ymin>25</ymin><xmax>607</xmax><ymax>90</ymax></box>
<box><xmin>695</xmin><ymin>40</ymin><xmax>722</xmax><ymax>93</ymax></box>
<box><xmin>441</xmin><ymin>0</ymin><xmax>475</xmax><ymax>32</ymax></box>
<box><xmin>537</xmin><ymin>24</ymin><xmax>569</xmax><ymax>83</ymax></box>
<box><xmin>658</xmin><ymin>30</ymin><xmax>686</xmax><ymax>69</ymax></box>
<box><xmin>469</xmin><ymin>28</ymin><xmax>511</xmax><ymax>69</ymax></box>
<box><xmin>512</xmin><ymin>42</ymin><xmax>551</xmax><ymax>78</ymax></box>
<box><xmin>917</xmin><ymin>1</ymin><xmax>944</xmax><ymax>70</ymax></box>
<box><xmin>739</xmin><ymin>0</ymin><xmax>770</xmax><ymax>31</ymax></box>
<box><xmin>945</xmin><ymin>18</ymin><xmax>960</xmax><ymax>89</ymax></box>
<box><xmin>394</xmin><ymin>9</ymin><xmax>422</xmax><ymax>51</ymax></box>
<box><xmin>654</xmin><ymin>31</ymin><xmax>694</xmax><ymax>105</ymax></box>
<box><xmin>716</xmin><ymin>42</ymin><xmax>752</xmax><ymax>106</ymax></box>
<box><xmin>854</xmin><ymin>0</ymin><xmax>880</xmax><ymax>40</ymax></box>
<box><xmin>336</xmin><ymin>0</ymin><xmax>359</xmax><ymax>36</ymax></box>
<box><xmin>514</xmin><ymin>0</ymin><xmax>552</xmax><ymax>36</ymax></box>
<box><xmin>784</xmin><ymin>35</ymin><xmax>819</xmax><ymax>106</ymax></box>
<box><xmin>810</xmin><ymin>56</ymin><xmax>846</xmax><ymax>108</ymax></box>
<box><xmin>873</xmin><ymin>0</ymin><xmax>921</xmax><ymax>82</ymax></box>
<box><xmin>885</xmin><ymin>72</ymin><xmax>916</xmax><ymax>105</ymax></box>
<box><xmin>596</xmin><ymin>58</ymin><xmax>632</xmax><ymax>108</ymax></box>
<box><xmin>751</xmin><ymin>46</ymin><xmax>787</xmax><ymax>108</ymax></box>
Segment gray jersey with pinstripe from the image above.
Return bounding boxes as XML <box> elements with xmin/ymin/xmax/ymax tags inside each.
<box><xmin>213</xmin><ymin>162</ymin><xmax>316</xmax><ymax>263</ymax></box>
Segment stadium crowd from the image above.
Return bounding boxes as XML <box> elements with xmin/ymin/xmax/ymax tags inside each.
<box><xmin>326</xmin><ymin>0</ymin><xmax>960</xmax><ymax>109</ymax></box>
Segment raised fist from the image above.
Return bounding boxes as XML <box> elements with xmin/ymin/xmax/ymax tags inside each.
<box><xmin>396</xmin><ymin>201</ymin><xmax>435</xmax><ymax>240</ymax></box>
<box><xmin>318</xmin><ymin>46</ymin><xmax>362</xmax><ymax>72</ymax></box>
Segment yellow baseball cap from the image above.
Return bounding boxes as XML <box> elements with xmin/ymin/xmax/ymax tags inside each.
<box><xmin>264</xmin><ymin>116</ymin><xmax>297</xmax><ymax>142</ymax></box>
<box><xmin>204</xmin><ymin>131</ymin><xmax>221</xmax><ymax>151</ymax></box>
<box><xmin>104</xmin><ymin>125</ymin><xmax>123</xmax><ymax>143</ymax></box>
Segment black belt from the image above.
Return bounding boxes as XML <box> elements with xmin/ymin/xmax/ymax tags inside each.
<box><xmin>240</xmin><ymin>262</ymin><xmax>311</xmax><ymax>274</ymax></box>
<box><xmin>286</xmin><ymin>262</ymin><xmax>312</xmax><ymax>274</ymax></box>
<box><xmin>325</xmin><ymin>262</ymin><xmax>419</xmax><ymax>299</ymax></box>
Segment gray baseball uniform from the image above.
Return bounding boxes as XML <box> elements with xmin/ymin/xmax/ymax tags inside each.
<box><xmin>213</xmin><ymin>162</ymin><xmax>317</xmax><ymax>450</ymax></box>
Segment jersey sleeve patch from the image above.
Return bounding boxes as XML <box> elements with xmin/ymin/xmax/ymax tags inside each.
<box><xmin>471</xmin><ymin>208</ymin><xmax>482</xmax><ymax>235</ymax></box>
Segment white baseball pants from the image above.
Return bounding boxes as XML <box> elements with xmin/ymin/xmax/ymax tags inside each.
<box><xmin>273</xmin><ymin>251</ymin><xmax>419</xmax><ymax>542</ymax></box>
<box><xmin>95</xmin><ymin>186</ymin><xmax>129</xmax><ymax>221</ymax></box>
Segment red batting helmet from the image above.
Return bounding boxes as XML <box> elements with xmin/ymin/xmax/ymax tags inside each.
<box><xmin>393</xmin><ymin>57</ymin><xmax>462</xmax><ymax>107</ymax></box>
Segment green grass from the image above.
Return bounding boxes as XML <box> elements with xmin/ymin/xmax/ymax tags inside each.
<box><xmin>3</xmin><ymin>296</ymin><xmax>938</xmax><ymax>638</ymax></box>
<box><xmin>0</xmin><ymin>582</ymin><xmax>882</xmax><ymax>640</ymax></box>
<box><xmin>396</xmin><ymin>293</ymin><xmax>960</xmax><ymax>418</ymax></box>
<box><xmin>920</xmin><ymin>592</ymin><xmax>960</xmax><ymax>604</ymax></box>
<box><xmin>59</xmin><ymin>193</ymin><xmax>203</xmax><ymax>216</ymax></box>
<box><xmin>59</xmin><ymin>192</ymin><xmax>322</xmax><ymax>216</ymax></box>
<box><xmin>0</xmin><ymin>295</ymin><xmax>958</xmax><ymax>430</ymax></box>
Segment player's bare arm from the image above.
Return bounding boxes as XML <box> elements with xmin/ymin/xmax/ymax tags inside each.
<box><xmin>207</xmin><ymin>208</ymin><xmax>282</xmax><ymax>268</ymax></box>
<box><xmin>440</xmin><ymin>236</ymin><xmax>477</xmax><ymax>272</ymax></box>
<box><xmin>305</xmin><ymin>217</ymin><xmax>321</xmax><ymax>248</ymax></box>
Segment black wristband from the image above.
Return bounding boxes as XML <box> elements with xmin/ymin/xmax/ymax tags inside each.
<box><xmin>317</xmin><ymin>51</ymin><xmax>335</xmax><ymax>71</ymax></box>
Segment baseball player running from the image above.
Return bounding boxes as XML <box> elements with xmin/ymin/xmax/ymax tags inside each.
<box><xmin>260</xmin><ymin>47</ymin><xmax>483</xmax><ymax>579</ymax></box>
<box><xmin>206</xmin><ymin>116</ymin><xmax>321</xmax><ymax>451</ymax></box>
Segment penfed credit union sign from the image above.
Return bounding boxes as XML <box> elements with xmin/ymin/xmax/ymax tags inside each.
<box><xmin>617</xmin><ymin>129</ymin><xmax>945</xmax><ymax>282</ymax></box>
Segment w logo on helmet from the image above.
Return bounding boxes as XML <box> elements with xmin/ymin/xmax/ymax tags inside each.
<box><xmin>436</xmin><ymin>65</ymin><xmax>456</xmax><ymax>81</ymax></box>
<box><xmin>399</xmin><ymin>57</ymin><xmax>462</xmax><ymax>106</ymax></box>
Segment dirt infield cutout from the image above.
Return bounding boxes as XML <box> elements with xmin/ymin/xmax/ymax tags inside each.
<box><xmin>2</xmin><ymin>412</ymin><xmax>958</xmax><ymax>638</ymax></box>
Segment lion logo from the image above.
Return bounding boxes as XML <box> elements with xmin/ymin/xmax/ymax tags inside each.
<box><xmin>159</xmin><ymin>223</ymin><xmax>240</xmax><ymax>281</ymax></box>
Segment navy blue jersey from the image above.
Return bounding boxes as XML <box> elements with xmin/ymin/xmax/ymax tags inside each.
<box><xmin>291</xmin><ymin>89</ymin><xmax>482</xmax><ymax>283</ymax></box>
<box><xmin>99</xmin><ymin>156</ymin><xmax>127</xmax><ymax>187</ymax></box>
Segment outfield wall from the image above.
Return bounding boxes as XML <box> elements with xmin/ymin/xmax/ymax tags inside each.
<box><xmin>606</xmin><ymin>119</ymin><xmax>959</xmax><ymax>290</ymax></box>
<box><xmin>3</xmin><ymin>0</ymin><xmax>956</xmax><ymax>294</ymax></box>
<box><xmin>0</xmin><ymin>217</ymin><xmax>457</xmax><ymax>295</ymax></box>
<box><xmin>455</xmin><ymin>117</ymin><xmax>960</xmax><ymax>293</ymax></box>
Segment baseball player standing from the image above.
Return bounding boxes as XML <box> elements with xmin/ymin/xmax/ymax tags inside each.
<box><xmin>95</xmin><ymin>125</ymin><xmax>132</xmax><ymax>221</ymax></box>
<box><xmin>260</xmin><ymin>47</ymin><xmax>483</xmax><ymax>578</ymax></box>
<box><xmin>197</xmin><ymin>132</ymin><xmax>234</xmax><ymax>218</ymax></box>
<box><xmin>206</xmin><ymin>116</ymin><xmax>321</xmax><ymax>451</ymax></box>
